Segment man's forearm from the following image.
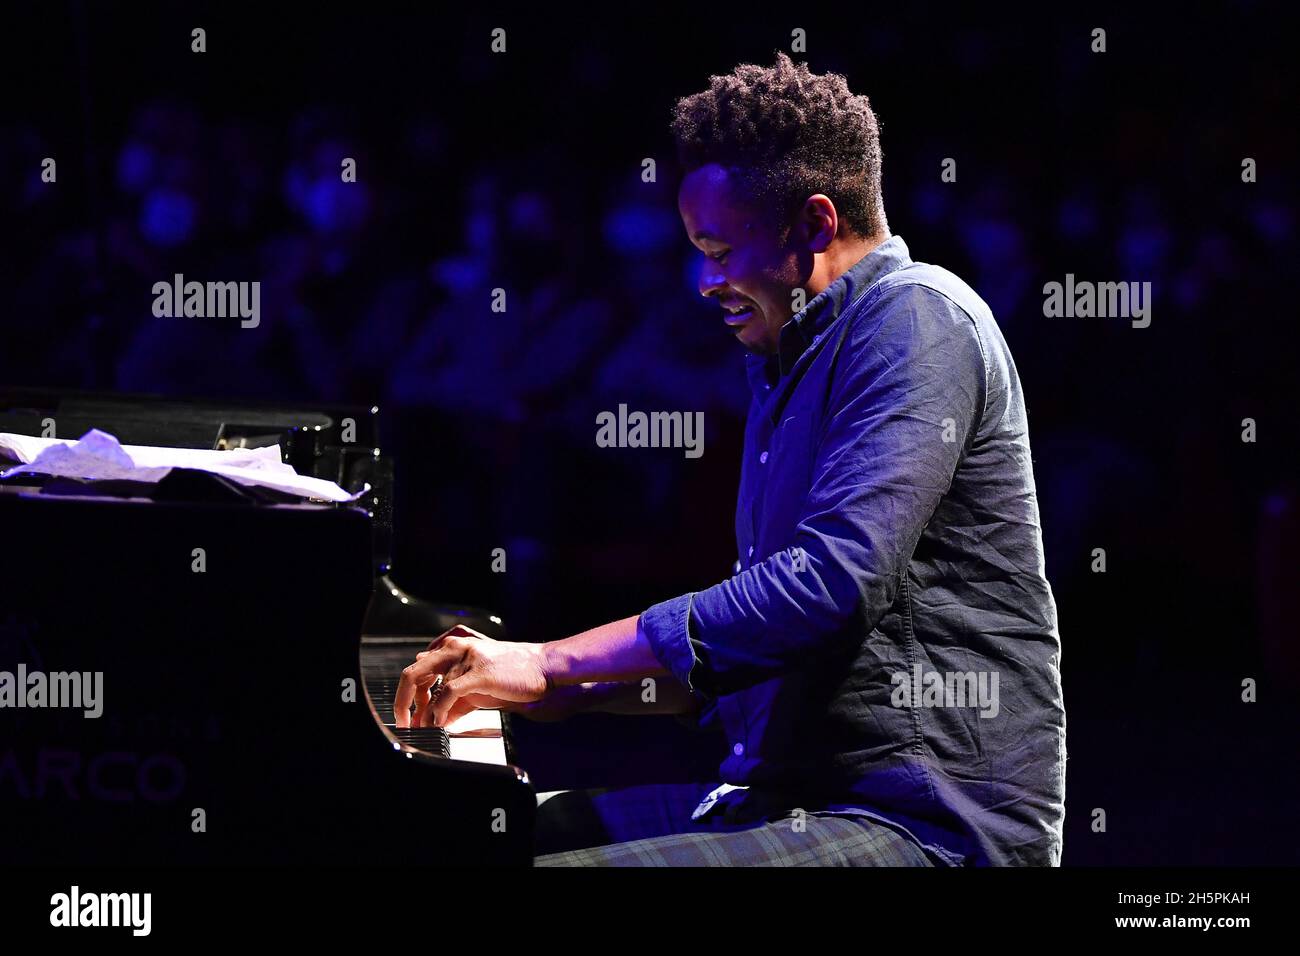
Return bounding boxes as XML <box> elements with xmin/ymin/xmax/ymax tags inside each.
<box><xmin>540</xmin><ymin>614</ymin><xmax>671</xmax><ymax>687</ymax></box>
<box><xmin>580</xmin><ymin>677</ymin><xmax>700</xmax><ymax>716</ymax></box>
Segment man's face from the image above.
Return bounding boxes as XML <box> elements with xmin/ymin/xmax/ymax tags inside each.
<box><xmin>678</xmin><ymin>163</ymin><xmax>802</xmax><ymax>355</ymax></box>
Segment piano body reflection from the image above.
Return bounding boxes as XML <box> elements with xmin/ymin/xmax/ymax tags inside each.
<box><xmin>0</xmin><ymin>388</ymin><xmax>536</xmax><ymax>865</ymax></box>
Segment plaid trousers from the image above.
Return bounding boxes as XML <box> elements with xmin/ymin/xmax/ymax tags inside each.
<box><xmin>533</xmin><ymin>781</ymin><xmax>937</xmax><ymax>867</ymax></box>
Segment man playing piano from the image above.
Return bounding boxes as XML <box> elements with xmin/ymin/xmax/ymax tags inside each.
<box><xmin>395</xmin><ymin>53</ymin><xmax>1066</xmax><ymax>866</ymax></box>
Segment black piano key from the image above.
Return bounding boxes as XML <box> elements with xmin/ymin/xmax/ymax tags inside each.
<box><xmin>360</xmin><ymin>642</ymin><xmax>451</xmax><ymax>756</ymax></box>
<box><xmin>390</xmin><ymin>727</ymin><xmax>451</xmax><ymax>759</ymax></box>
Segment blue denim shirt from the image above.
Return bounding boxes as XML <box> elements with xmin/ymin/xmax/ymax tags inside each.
<box><xmin>640</xmin><ymin>235</ymin><xmax>1066</xmax><ymax>866</ymax></box>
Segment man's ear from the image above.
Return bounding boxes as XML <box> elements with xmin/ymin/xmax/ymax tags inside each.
<box><xmin>801</xmin><ymin>194</ymin><xmax>838</xmax><ymax>253</ymax></box>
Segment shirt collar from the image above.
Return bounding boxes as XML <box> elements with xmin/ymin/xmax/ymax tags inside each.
<box><xmin>746</xmin><ymin>234</ymin><xmax>913</xmax><ymax>393</ymax></box>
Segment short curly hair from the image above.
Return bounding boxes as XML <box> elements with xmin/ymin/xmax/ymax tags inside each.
<box><xmin>671</xmin><ymin>52</ymin><xmax>887</xmax><ymax>240</ymax></box>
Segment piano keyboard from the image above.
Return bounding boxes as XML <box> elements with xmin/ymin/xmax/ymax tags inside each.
<box><xmin>361</xmin><ymin>640</ymin><xmax>508</xmax><ymax>766</ymax></box>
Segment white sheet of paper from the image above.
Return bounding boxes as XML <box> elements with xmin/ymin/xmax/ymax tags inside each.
<box><xmin>0</xmin><ymin>429</ymin><xmax>365</xmax><ymax>503</ymax></box>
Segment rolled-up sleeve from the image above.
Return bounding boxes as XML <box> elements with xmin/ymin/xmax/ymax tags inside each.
<box><xmin>640</xmin><ymin>284</ymin><xmax>988</xmax><ymax>699</ymax></box>
<box><xmin>638</xmin><ymin>594</ymin><xmax>697</xmax><ymax>690</ymax></box>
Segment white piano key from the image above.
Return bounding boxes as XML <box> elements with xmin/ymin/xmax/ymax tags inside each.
<box><xmin>445</xmin><ymin>710</ymin><xmax>504</xmax><ymax>735</ymax></box>
<box><xmin>447</xmin><ymin>735</ymin><xmax>508</xmax><ymax>766</ymax></box>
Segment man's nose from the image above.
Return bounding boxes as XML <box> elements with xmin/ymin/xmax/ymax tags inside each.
<box><xmin>698</xmin><ymin>259</ymin><xmax>726</xmax><ymax>299</ymax></box>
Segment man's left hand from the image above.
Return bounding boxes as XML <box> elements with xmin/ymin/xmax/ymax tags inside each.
<box><xmin>392</xmin><ymin>625</ymin><xmax>550</xmax><ymax>728</ymax></box>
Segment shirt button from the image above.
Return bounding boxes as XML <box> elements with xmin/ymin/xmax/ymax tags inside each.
<box><xmin>759</xmin><ymin>451</ymin><xmax>769</xmax><ymax>464</ymax></box>
<box><xmin>733</xmin><ymin>743</ymin><xmax>745</xmax><ymax>757</ymax></box>
<box><xmin>731</xmin><ymin>560</ymin><xmax>741</xmax><ymax>574</ymax></box>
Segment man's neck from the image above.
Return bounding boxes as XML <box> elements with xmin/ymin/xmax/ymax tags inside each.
<box><xmin>806</xmin><ymin>232</ymin><xmax>890</xmax><ymax>299</ymax></box>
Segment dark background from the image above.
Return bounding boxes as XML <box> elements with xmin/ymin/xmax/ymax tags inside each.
<box><xmin>1</xmin><ymin>2</ymin><xmax>1296</xmax><ymax>864</ymax></box>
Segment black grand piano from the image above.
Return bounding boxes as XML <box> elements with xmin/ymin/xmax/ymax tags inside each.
<box><xmin>0</xmin><ymin>387</ymin><xmax>536</xmax><ymax>865</ymax></box>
